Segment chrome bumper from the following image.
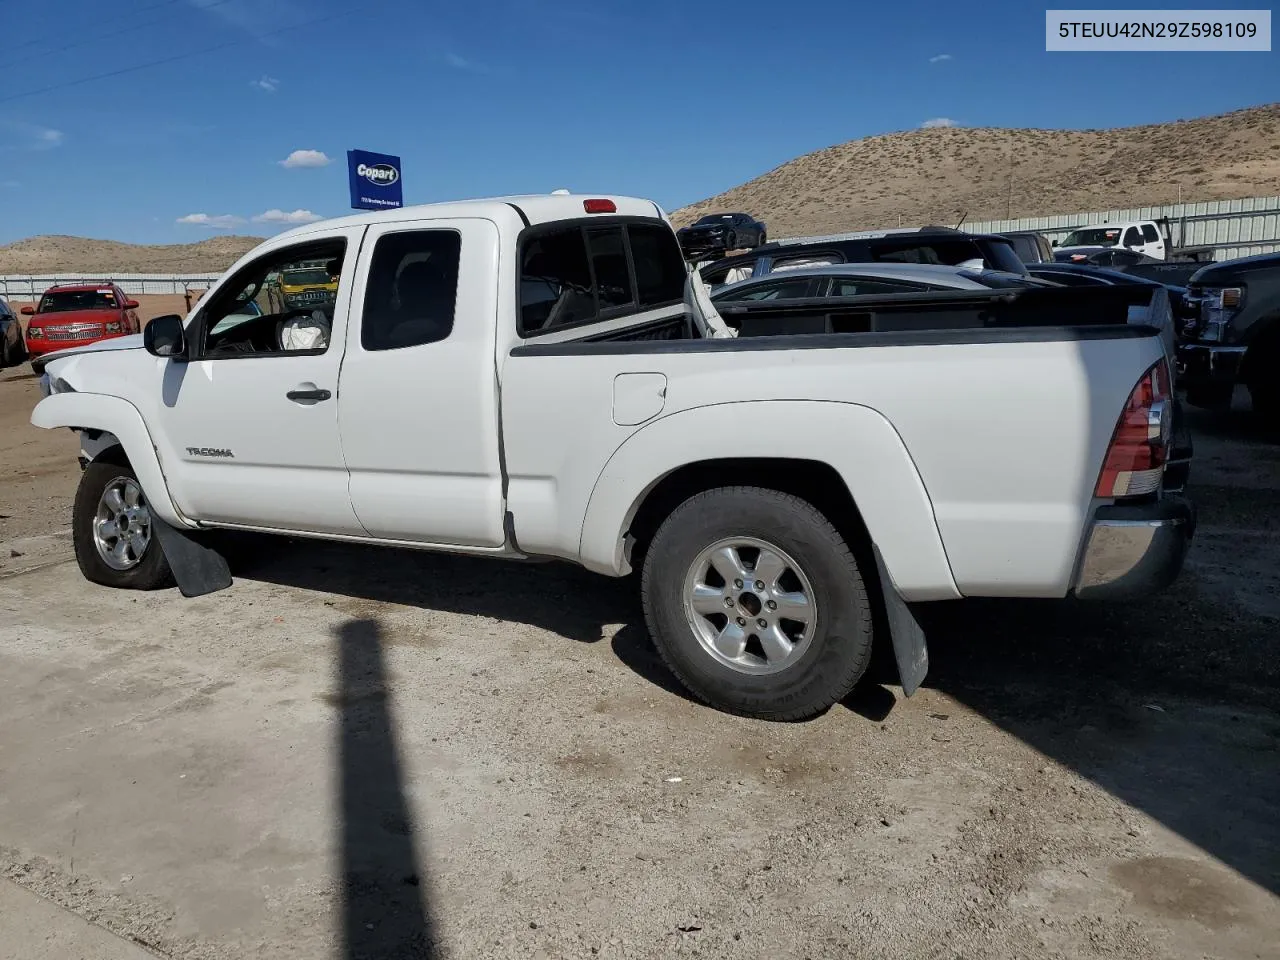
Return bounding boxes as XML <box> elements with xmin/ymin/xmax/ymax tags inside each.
<box><xmin>1073</xmin><ymin>497</ymin><xmax>1195</xmax><ymax>600</ymax></box>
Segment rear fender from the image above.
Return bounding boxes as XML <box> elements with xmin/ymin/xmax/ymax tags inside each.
<box><xmin>30</xmin><ymin>392</ymin><xmax>192</xmax><ymax>528</ymax></box>
<box><xmin>578</xmin><ymin>400</ymin><xmax>960</xmax><ymax>602</ymax></box>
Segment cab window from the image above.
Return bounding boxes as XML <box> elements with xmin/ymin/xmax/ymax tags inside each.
<box><xmin>361</xmin><ymin>231</ymin><xmax>460</xmax><ymax>351</ymax></box>
<box><xmin>198</xmin><ymin>240</ymin><xmax>347</xmax><ymax>357</ymax></box>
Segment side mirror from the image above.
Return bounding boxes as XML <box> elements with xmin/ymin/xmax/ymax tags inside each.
<box><xmin>20</xmin><ymin>305</ymin><xmax>34</xmax><ymax>315</ymax></box>
<box><xmin>1051</xmin><ymin>240</ymin><xmax>1058</xmax><ymax>247</ymax></box>
<box><xmin>125</xmin><ymin>299</ymin><xmax>140</xmax><ymax>309</ymax></box>
<box><xmin>144</xmin><ymin>314</ymin><xmax>187</xmax><ymax>359</ymax></box>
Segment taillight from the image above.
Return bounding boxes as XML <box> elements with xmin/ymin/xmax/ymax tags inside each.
<box><xmin>1095</xmin><ymin>359</ymin><xmax>1172</xmax><ymax>498</ymax></box>
<box><xmin>583</xmin><ymin>198</ymin><xmax>616</xmax><ymax>214</ymax></box>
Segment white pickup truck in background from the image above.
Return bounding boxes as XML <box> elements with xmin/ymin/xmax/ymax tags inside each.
<box><xmin>1055</xmin><ymin>219</ymin><xmax>1169</xmax><ymax>260</ymax></box>
<box><xmin>30</xmin><ymin>193</ymin><xmax>1194</xmax><ymax>720</ymax></box>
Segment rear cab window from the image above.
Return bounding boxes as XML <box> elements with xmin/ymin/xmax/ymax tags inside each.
<box><xmin>361</xmin><ymin>230</ymin><xmax>461</xmax><ymax>351</ymax></box>
<box><xmin>518</xmin><ymin>218</ymin><xmax>686</xmax><ymax>337</ymax></box>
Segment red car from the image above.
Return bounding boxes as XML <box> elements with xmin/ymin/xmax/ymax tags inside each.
<box><xmin>22</xmin><ymin>283</ymin><xmax>142</xmax><ymax>361</ymax></box>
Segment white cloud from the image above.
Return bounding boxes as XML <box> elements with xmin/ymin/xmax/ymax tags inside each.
<box><xmin>920</xmin><ymin>117</ymin><xmax>958</xmax><ymax>129</ymax></box>
<box><xmin>444</xmin><ymin>52</ymin><xmax>487</xmax><ymax>72</ymax></box>
<box><xmin>250</xmin><ymin>75</ymin><xmax>279</xmax><ymax>93</ymax></box>
<box><xmin>279</xmin><ymin>148</ymin><xmax>331</xmax><ymax>169</ymax></box>
<box><xmin>0</xmin><ymin>121</ymin><xmax>64</xmax><ymax>152</ymax></box>
<box><xmin>176</xmin><ymin>213</ymin><xmax>246</xmax><ymax>228</ymax></box>
<box><xmin>253</xmin><ymin>208</ymin><xmax>323</xmax><ymax>224</ymax></box>
<box><xmin>929</xmin><ymin>53</ymin><xmax>953</xmax><ymax>63</ymax></box>
<box><xmin>35</xmin><ymin>127</ymin><xmax>64</xmax><ymax>148</ymax></box>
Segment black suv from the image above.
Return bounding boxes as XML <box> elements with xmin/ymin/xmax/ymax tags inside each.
<box><xmin>697</xmin><ymin>226</ymin><xmax>1027</xmax><ymax>287</ymax></box>
<box><xmin>999</xmin><ymin>230</ymin><xmax>1054</xmax><ymax>264</ymax></box>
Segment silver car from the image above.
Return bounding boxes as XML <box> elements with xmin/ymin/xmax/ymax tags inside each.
<box><xmin>710</xmin><ymin>262</ymin><xmax>1048</xmax><ymax>303</ymax></box>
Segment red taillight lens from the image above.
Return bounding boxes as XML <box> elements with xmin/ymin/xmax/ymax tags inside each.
<box><xmin>1094</xmin><ymin>359</ymin><xmax>1172</xmax><ymax>498</ymax></box>
<box><xmin>583</xmin><ymin>198</ymin><xmax>616</xmax><ymax>214</ymax></box>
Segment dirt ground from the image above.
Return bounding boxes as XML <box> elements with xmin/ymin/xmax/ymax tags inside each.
<box><xmin>0</xmin><ymin>361</ymin><xmax>1277</xmax><ymax>960</ymax></box>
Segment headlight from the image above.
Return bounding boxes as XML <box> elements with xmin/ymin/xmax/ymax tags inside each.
<box><xmin>1198</xmin><ymin>286</ymin><xmax>1243</xmax><ymax>342</ymax></box>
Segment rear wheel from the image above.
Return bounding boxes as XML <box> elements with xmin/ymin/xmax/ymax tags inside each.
<box><xmin>72</xmin><ymin>461</ymin><xmax>174</xmax><ymax>590</ymax></box>
<box><xmin>640</xmin><ymin>486</ymin><xmax>874</xmax><ymax>720</ymax></box>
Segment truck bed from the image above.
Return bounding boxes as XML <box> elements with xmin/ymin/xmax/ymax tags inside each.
<box><xmin>571</xmin><ymin>283</ymin><xmax>1157</xmax><ymax>345</ymax></box>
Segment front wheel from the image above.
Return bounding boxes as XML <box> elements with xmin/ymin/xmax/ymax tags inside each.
<box><xmin>72</xmin><ymin>461</ymin><xmax>174</xmax><ymax>590</ymax></box>
<box><xmin>640</xmin><ymin>486</ymin><xmax>874</xmax><ymax>720</ymax></box>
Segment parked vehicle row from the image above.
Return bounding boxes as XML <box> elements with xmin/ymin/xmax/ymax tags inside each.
<box><xmin>697</xmin><ymin>226</ymin><xmax>1028</xmax><ymax>289</ymax></box>
<box><xmin>31</xmin><ymin>193</ymin><xmax>1193</xmax><ymax>721</ymax></box>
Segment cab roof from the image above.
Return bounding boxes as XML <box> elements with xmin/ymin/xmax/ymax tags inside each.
<box><xmin>273</xmin><ymin>193</ymin><xmax>668</xmax><ymax>243</ymax></box>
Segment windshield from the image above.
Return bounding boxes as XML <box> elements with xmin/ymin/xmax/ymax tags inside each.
<box><xmin>1061</xmin><ymin>227</ymin><xmax>1122</xmax><ymax>247</ymax></box>
<box><xmin>695</xmin><ymin>215</ymin><xmax>735</xmax><ymax>225</ymax></box>
<box><xmin>38</xmin><ymin>289</ymin><xmax>118</xmax><ymax>313</ymax></box>
<box><xmin>281</xmin><ymin>269</ymin><xmax>333</xmax><ymax>286</ymax></box>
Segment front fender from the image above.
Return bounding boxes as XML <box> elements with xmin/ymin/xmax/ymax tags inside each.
<box><xmin>30</xmin><ymin>392</ymin><xmax>192</xmax><ymax>528</ymax></box>
<box><xmin>578</xmin><ymin>400</ymin><xmax>960</xmax><ymax>601</ymax></box>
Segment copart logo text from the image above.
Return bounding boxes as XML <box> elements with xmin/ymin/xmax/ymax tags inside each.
<box><xmin>357</xmin><ymin>162</ymin><xmax>399</xmax><ymax>187</ymax></box>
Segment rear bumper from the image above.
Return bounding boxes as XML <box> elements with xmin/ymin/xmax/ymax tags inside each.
<box><xmin>1073</xmin><ymin>497</ymin><xmax>1195</xmax><ymax>600</ymax></box>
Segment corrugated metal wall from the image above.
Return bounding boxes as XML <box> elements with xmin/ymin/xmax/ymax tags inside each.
<box><xmin>963</xmin><ymin>195</ymin><xmax>1280</xmax><ymax>261</ymax></box>
<box><xmin>0</xmin><ymin>274</ymin><xmax>221</xmax><ymax>298</ymax></box>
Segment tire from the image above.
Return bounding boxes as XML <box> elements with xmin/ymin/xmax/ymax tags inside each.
<box><xmin>72</xmin><ymin>461</ymin><xmax>174</xmax><ymax>590</ymax></box>
<box><xmin>640</xmin><ymin>486</ymin><xmax>874</xmax><ymax>721</ymax></box>
<box><xmin>0</xmin><ymin>336</ymin><xmax>10</xmax><ymax>368</ymax></box>
<box><xmin>1184</xmin><ymin>382</ymin><xmax>1233</xmax><ymax>410</ymax></box>
<box><xmin>725</xmin><ymin>231</ymin><xmax>738</xmax><ymax>251</ymax></box>
<box><xmin>1245</xmin><ymin>342</ymin><xmax>1280</xmax><ymax>424</ymax></box>
<box><xmin>756</xmin><ymin>232</ymin><xmax>767</xmax><ymax>248</ymax></box>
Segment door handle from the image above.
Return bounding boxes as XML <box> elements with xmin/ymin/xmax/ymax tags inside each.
<box><xmin>286</xmin><ymin>387</ymin><xmax>331</xmax><ymax>402</ymax></box>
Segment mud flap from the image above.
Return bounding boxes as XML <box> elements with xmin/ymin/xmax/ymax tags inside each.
<box><xmin>873</xmin><ymin>545</ymin><xmax>929</xmax><ymax>696</ymax></box>
<box><xmin>152</xmin><ymin>518</ymin><xmax>233</xmax><ymax>598</ymax></box>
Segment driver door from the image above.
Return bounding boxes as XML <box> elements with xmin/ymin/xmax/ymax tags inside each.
<box><xmin>152</xmin><ymin>228</ymin><xmax>368</xmax><ymax>535</ymax></box>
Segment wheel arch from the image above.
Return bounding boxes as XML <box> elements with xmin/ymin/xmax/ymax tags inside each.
<box><xmin>30</xmin><ymin>392</ymin><xmax>192</xmax><ymax>528</ymax></box>
<box><xmin>577</xmin><ymin>400</ymin><xmax>960</xmax><ymax>602</ymax></box>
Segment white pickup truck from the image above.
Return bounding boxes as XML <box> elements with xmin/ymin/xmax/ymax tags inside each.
<box><xmin>31</xmin><ymin>193</ymin><xmax>1194</xmax><ymax>720</ymax></box>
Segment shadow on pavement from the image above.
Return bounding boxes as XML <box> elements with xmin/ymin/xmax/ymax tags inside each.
<box><xmin>227</xmin><ymin>485</ymin><xmax>1279</xmax><ymax>901</ymax></box>
<box><xmin>336</xmin><ymin>618</ymin><xmax>438</xmax><ymax>959</ymax></box>
<box><xmin>916</xmin><ymin>593</ymin><xmax>1280</xmax><ymax>898</ymax></box>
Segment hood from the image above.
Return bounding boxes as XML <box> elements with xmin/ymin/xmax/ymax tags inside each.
<box><xmin>26</xmin><ymin>307</ymin><xmax>122</xmax><ymax>327</ymax></box>
<box><xmin>1189</xmin><ymin>250</ymin><xmax>1280</xmax><ymax>286</ymax></box>
<box><xmin>679</xmin><ymin>223</ymin><xmax>727</xmax><ymax>234</ymax></box>
<box><xmin>32</xmin><ymin>333</ymin><xmax>144</xmax><ymax>376</ymax></box>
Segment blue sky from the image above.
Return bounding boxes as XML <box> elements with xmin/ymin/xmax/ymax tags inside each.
<box><xmin>0</xmin><ymin>0</ymin><xmax>1274</xmax><ymax>244</ymax></box>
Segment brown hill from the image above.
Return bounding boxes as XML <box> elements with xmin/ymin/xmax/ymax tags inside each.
<box><xmin>674</xmin><ymin>103</ymin><xmax>1280</xmax><ymax>237</ymax></box>
<box><xmin>0</xmin><ymin>234</ymin><xmax>264</xmax><ymax>275</ymax></box>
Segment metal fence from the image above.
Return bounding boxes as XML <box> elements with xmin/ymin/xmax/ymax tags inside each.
<box><xmin>0</xmin><ymin>273</ymin><xmax>222</xmax><ymax>299</ymax></box>
<box><xmin>961</xmin><ymin>195</ymin><xmax>1280</xmax><ymax>262</ymax></box>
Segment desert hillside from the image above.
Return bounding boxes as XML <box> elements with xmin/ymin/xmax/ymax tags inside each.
<box><xmin>0</xmin><ymin>234</ymin><xmax>264</xmax><ymax>276</ymax></box>
<box><xmin>674</xmin><ymin>103</ymin><xmax>1280</xmax><ymax>236</ymax></box>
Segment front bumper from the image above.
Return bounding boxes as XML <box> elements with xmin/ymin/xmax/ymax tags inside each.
<box><xmin>1177</xmin><ymin>342</ymin><xmax>1246</xmax><ymax>388</ymax></box>
<box><xmin>1073</xmin><ymin>497</ymin><xmax>1195</xmax><ymax>600</ymax></box>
